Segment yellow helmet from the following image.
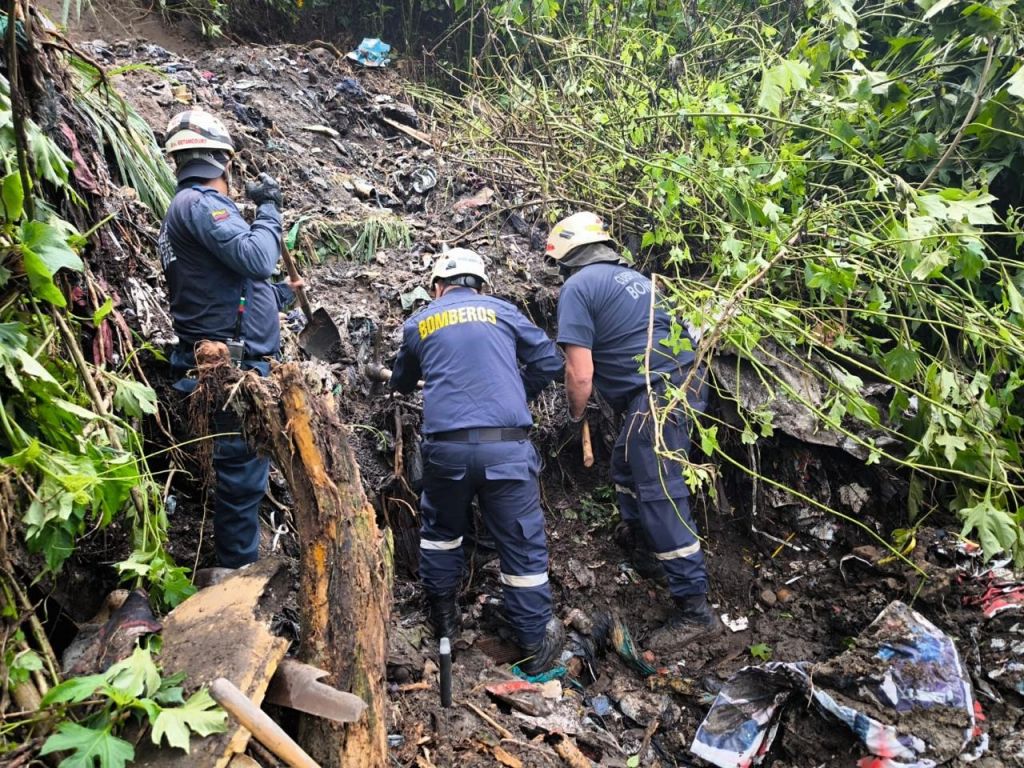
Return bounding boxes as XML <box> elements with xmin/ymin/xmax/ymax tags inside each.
<box><xmin>430</xmin><ymin>248</ymin><xmax>488</xmax><ymax>285</ymax></box>
<box><xmin>546</xmin><ymin>211</ymin><xmax>611</xmax><ymax>261</ymax></box>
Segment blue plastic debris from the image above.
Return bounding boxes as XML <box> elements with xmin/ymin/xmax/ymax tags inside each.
<box><xmin>347</xmin><ymin>38</ymin><xmax>391</xmax><ymax>68</ymax></box>
<box><xmin>511</xmin><ymin>664</ymin><xmax>567</xmax><ymax>683</ymax></box>
<box><xmin>590</xmin><ymin>694</ymin><xmax>612</xmax><ymax>716</ymax></box>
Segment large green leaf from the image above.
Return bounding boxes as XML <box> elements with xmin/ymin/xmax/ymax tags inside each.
<box><xmin>40</xmin><ymin>722</ymin><xmax>134</xmax><ymax>768</ymax></box>
<box><xmin>19</xmin><ymin>219</ymin><xmax>83</xmax><ymax>307</ymax></box>
<box><xmin>150</xmin><ymin>688</ymin><xmax>228</xmax><ymax>753</ymax></box>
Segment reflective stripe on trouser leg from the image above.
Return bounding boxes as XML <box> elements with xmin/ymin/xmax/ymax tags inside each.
<box><xmin>477</xmin><ymin>441</ymin><xmax>553</xmax><ymax>648</ymax></box>
<box><xmin>418</xmin><ymin>442</ymin><xmax>474</xmax><ymax>596</ymax></box>
<box><xmin>621</xmin><ymin>388</ymin><xmax>709</xmax><ymax>598</ymax></box>
<box><xmin>212</xmin><ymin>417</ymin><xmax>268</xmax><ymax>569</ymax></box>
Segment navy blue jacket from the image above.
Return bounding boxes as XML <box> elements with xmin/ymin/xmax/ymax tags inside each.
<box><xmin>159</xmin><ymin>183</ymin><xmax>293</xmax><ymax>358</ymax></box>
<box><xmin>391</xmin><ymin>288</ymin><xmax>563</xmax><ymax>434</ymax></box>
<box><xmin>557</xmin><ymin>262</ymin><xmax>696</xmax><ymax>411</ymax></box>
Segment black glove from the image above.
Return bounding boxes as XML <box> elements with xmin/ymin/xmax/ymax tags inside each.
<box><xmin>245</xmin><ymin>172</ymin><xmax>283</xmax><ymax>209</ymax></box>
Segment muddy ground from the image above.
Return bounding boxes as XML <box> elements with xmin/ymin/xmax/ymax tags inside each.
<box><xmin>35</xmin><ymin>6</ymin><xmax>1024</xmax><ymax>767</ymax></box>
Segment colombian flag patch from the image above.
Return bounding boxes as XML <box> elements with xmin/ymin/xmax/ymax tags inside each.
<box><xmin>211</xmin><ymin>209</ymin><xmax>230</xmax><ymax>223</ymax></box>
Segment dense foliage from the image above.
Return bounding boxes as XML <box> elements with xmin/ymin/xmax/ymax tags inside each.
<box><xmin>412</xmin><ymin>0</ymin><xmax>1024</xmax><ymax>562</ymax></box>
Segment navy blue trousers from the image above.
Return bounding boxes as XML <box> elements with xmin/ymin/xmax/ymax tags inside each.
<box><xmin>418</xmin><ymin>437</ymin><xmax>552</xmax><ymax>647</ymax></box>
<box><xmin>172</xmin><ymin>350</ymin><xmax>269</xmax><ymax>569</ymax></box>
<box><xmin>612</xmin><ymin>376</ymin><xmax>709</xmax><ymax>598</ymax></box>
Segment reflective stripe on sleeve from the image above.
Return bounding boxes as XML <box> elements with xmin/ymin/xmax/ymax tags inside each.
<box><xmin>654</xmin><ymin>541</ymin><xmax>701</xmax><ymax>561</ymax></box>
<box><xmin>420</xmin><ymin>536</ymin><xmax>464</xmax><ymax>551</ymax></box>
<box><xmin>499</xmin><ymin>571</ymin><xmax>549</xmax><ymax>588</ymax></box>
<box><xmin>615</xmin><ymin>484</ymin><xmax>637</xmax><ymax>499</ymax></box>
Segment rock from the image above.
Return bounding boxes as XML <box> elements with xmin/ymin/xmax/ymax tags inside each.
<box><xmin>776</xmin><ymin>587</ymin><xmax>795</xmax><ymax>604</ymax></box>
<box><xmin>760</xmin><ymin>588</ymin><xmax>778</xmax><ymax>607</ymax></box>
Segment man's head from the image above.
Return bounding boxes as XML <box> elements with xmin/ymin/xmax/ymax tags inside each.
<box><xmin>164</xmin><ymin>110</ymin><xmax>235</xmax><ymax>187</ymax></box>
<box><xmin>430</xmin><ymin>248</ymin><xmax>489</xmax><ymax>297</ymax></box>
<box><xmin>546</xmin><ymin>211</ymin><xmax>624</xmax><ymax>275</ymax></box>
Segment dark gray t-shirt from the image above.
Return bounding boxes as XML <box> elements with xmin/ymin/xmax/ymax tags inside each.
<box><xmin>556</xmin><ymin>263</ymin><xmax>696</xmax><ymax>411</ymax></box>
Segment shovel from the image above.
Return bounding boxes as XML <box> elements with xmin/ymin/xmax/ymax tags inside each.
<box><xmin>280</xmin><ymin>237</ymin><xmax>341</xmax><ymax>359</ymax></box>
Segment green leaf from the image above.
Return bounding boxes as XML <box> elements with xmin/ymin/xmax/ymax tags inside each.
<box><xmin>1006</xmin><ymin>66</ymin><xmax>1024</xmax><ymax>100</ymax></box>
<box><xmin>151</xmin><ymin>688</ymin><xmax>228</xmax><ymax>753</ymax></box>
<box><xmin>960</xmin><ymin>493</ymin><xmax>1019</xmax><ymax>561</ymax></box>
<box><xmin>40</xmin><ymin>722</ymin><xmax>134</xmax><ymax>768</ymax></box>
<box><xmin>105</xmin><ymin>645</ymin><xmax>161</xmax><ymax>699</ymax></box>
<box><xmin>2</xmin><ymin>172</ymin><xmax>24</xmax><ymax>222</ymax></box>
<box><xmin>92</xmin><ymin>297</ymin><xmax>114</xmax><ymax>326</ymax></box>
<box><xmin>749</xmin><ymin>642</ymin><xmax>773</xmax><ymax>661</ymax></box>
<box><xmin>40</xmin><ymin>674</ymin><xmax>107</xmax><ymax>705</ymax></box>
<box><xmin>882</xmin><ymin>346</ymin><xmax>919</xmax><ymax>382</ymax></box>
<box><xmin>19</xmin><ymin>219</ymin><xmax>83</xmax><ymax>307</ymax></box>
<box><xmin>758</xmin><ymin>59</ymin><xmax>811</xmax><ymax>115</ymax></box>
<box><xmin>110</xmin><ymin>376</ymin><xmax>158</xmax><ymax>417</ymax></box>
<box><xmin>935</xmin><ymin>432</ymin><xmax>968</xmax><ymax>466</ymax></box>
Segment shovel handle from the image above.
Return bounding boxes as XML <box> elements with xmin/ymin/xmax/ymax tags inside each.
<box><xmin>581</xmin><ymin>421</ymin><xmax>595</xmax><ymax>468</ymax></box>
<box><xmin>210</xmin><ymin>678</ymin><xmax>320</xmax><ymax>768</ymax></box>
<box><xmin>279</xmin><ymin>237</ymin><xmax>314</xmax><ymax>321</ymax></box>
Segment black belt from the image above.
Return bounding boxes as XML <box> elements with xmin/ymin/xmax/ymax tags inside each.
<box><xmin>428</xmin><ymin>427</ymin><xmax>529</xmax><ymax>442</ymax></box>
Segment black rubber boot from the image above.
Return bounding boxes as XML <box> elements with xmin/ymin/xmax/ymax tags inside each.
<box><xmin>427</xmin><ymin>591</ymin><xmax>461</xmax><ymax>641</ymax></box>
<box><xmin>619</xmin><ymin>522</ymin><xmax>667</xmax><ymax>585</ymax></box>
<box><xmin>518</xmin><ymin>618</ymin><xmax>566</xmax><ymax>676</ymax></box>
<box><xmin>645</xmin><ymin>594</ymin><xmax>723</xmax><ymax>653</ymax></box>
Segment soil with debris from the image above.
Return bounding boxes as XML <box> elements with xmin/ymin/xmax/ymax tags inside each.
<box><xmin>41</xmin><ymin>10</ymin><xmax>1024</xmax><ymax>768</ymax></box>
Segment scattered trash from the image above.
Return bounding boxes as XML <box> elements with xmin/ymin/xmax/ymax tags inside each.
<box><xmin>410</xmin><ymin>166</ymin><xmax>437</xmax><ymax>194</ymax></box>
<box><xmin>62</xmin><ymin>589</ymin><xmax>162</xmax><ymax>676</ymax></box>
<box><xmin>388</xmin><ymin>734</ymin><xmax>405</xmax><ymax>748</ymax></box>
<box><xmin>453</xmin><ymin>186</ymin><xmax>495</xmax><ymax>212</ymax></box>
<box><xmin>336</xmin><ymin>77</ymin><xmax>367</xmax><ymax>99</ymax></box>
<box><xmin>400</xmin><ymin>286</ymin><xmax>432</xmax><ymax>310</ymax></box>
<box><xmin>590</xmin><ymin>694</ymin><xmax>612</xmax><ymax>716</ymax></box>
<box><xmin>302</xmin><ymin>124</ymin><xmax>341</xmax><ymax>139</ymax></box>
<box><xmin>721</xmin><ymin>613</ymin><xmax>749</xmax><ymax>633</ymax></box>
<box><xmin>691</xmin><ymin>601</ymin><xmax>983</xmax><ymax>768</ymax></box>
<box><xmin>486</xmin><ymin>679</ymin><xmax>553</xmax><ymax>717</ymax></box>
<box><xmin>347</xmin><ymin>38</ymin><xmax>391</xmax><ymax>68</ymax></box>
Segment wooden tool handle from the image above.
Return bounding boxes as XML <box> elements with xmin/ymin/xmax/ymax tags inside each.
<box><xmin>279</xmin><ymin>238</ymin><xmax>314</xmax><ymax>321</ymax></box>
<box><xmin>210</xmin><ymin>678</ymin><xmax>321</xmax><ymax>768</ymax></box>
<box><xmin>581</xmin><ymin>420</ymin><xmax>595</xmax><ymax>468</ymax></box>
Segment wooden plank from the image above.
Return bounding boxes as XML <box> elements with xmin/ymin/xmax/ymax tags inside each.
<box><xmin>134</xmin><ymin>559</ymin><xmax>291</xmax><ymax>768</ymax></box>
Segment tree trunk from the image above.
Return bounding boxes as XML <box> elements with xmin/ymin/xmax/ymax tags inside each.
<box><xmin>199</xmin><ymin>345</ymin><xmax>392</xmax><ymax>768</ymax></box>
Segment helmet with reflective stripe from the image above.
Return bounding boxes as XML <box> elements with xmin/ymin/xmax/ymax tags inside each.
<box><xmin>546</xmin><ymin>211</ymin><xmax>612</xmax><ymax>261</ymax></box>
<box><xmin>430</xmin><ymin>248</ymin><xmax>488</xmax><ymax>285</ymax></box>
<box><xmin>164</xmin><ymin>109</ymin><xmax>235</xmax><ymax>155</ymax></box>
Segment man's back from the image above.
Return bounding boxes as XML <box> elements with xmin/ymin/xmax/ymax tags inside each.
<box><xmin>557</xmin><ymin>262</ymin><xmax>695</xmax><ymax>410</ymax></box>
<box><xmin>159</xmin><ymin>184</ymin><xmax>284</xmax><ymax>358</ymax></box>
<box><xmin>393</xmin><ymin>287</ymin><xmax>560</xmax><ymax>434</ymax></box>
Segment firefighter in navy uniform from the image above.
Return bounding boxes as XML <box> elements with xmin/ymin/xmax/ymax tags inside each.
<box><xmin>390</xmin><ymin>249</ymin><xmax>566</xmax><ymax>675</ymax></box>
<box><xmin>159</xmin><ymin>109</ymin><xmax>297</xmax><ymax>568</ymax></box>
<box><xmin>548</xmin><ymin>212</ymin><xmax>721</xmax><ymax>651</ymax></box>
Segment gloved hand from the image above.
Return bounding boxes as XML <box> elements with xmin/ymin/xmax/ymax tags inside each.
<box><xmin>285</xmin><ymin>308</ymin><xmax>306</xmax><ymax>333</ymax></box>
<box><xmin>245</xmin><ymin>172</ymin><xmax>283</xmax><ymax>209</ymax></box>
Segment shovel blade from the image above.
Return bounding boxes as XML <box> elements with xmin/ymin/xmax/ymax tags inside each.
<box><xmin>265</xmin><ymin>659</ymin><xmax>367</xmax><ymax>723</ymax></box>
<box><xmin>299</xmin><ymin>307</ymin><xmax>342</xmax><ymax>359</ymax></box>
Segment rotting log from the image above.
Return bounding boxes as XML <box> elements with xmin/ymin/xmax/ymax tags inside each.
<box><xmin>196</xmin><ymin>344</ymin><xmax>392</xmax><ymax>768</ymax></box>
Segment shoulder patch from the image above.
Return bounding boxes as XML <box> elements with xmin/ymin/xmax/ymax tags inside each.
<box><xmin>210</xmin><ymin>209</ymin><xmax>230</xmax><ymax>223</ymax></box>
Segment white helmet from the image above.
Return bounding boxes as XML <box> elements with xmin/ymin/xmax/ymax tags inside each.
<box><xmin>546</xmin><ymin>211</ymin><xmax>611</xmax><ymax>261</ymax></box>
<box><xmin>430</xmin><ymin>248</ymin><xmax>489</xmax><ymax>285</ymax></box>
<box><xmin>164</xmin><ymin>110</ymin><xmax>235</xmax><ymax>155</ymax></box>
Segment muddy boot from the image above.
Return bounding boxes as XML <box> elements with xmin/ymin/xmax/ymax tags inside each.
<box><xmin>427</xmin><ymin>591</ymin><xmax>462</xmax><ymax>641</ymax></box>
<box><xmin>518</xmin><ymin>618</ymin><xmax>566</xmax><ymax>676</ymax></box>
<box><xmin>645</xmin><ymin>594</ymin><xmax>723</xmax><ymax>653</ymax></box>
<box><xmin>617</xmin><ymin>522</ymin><xmax>667</xmax><ymax>585</ymax></box>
